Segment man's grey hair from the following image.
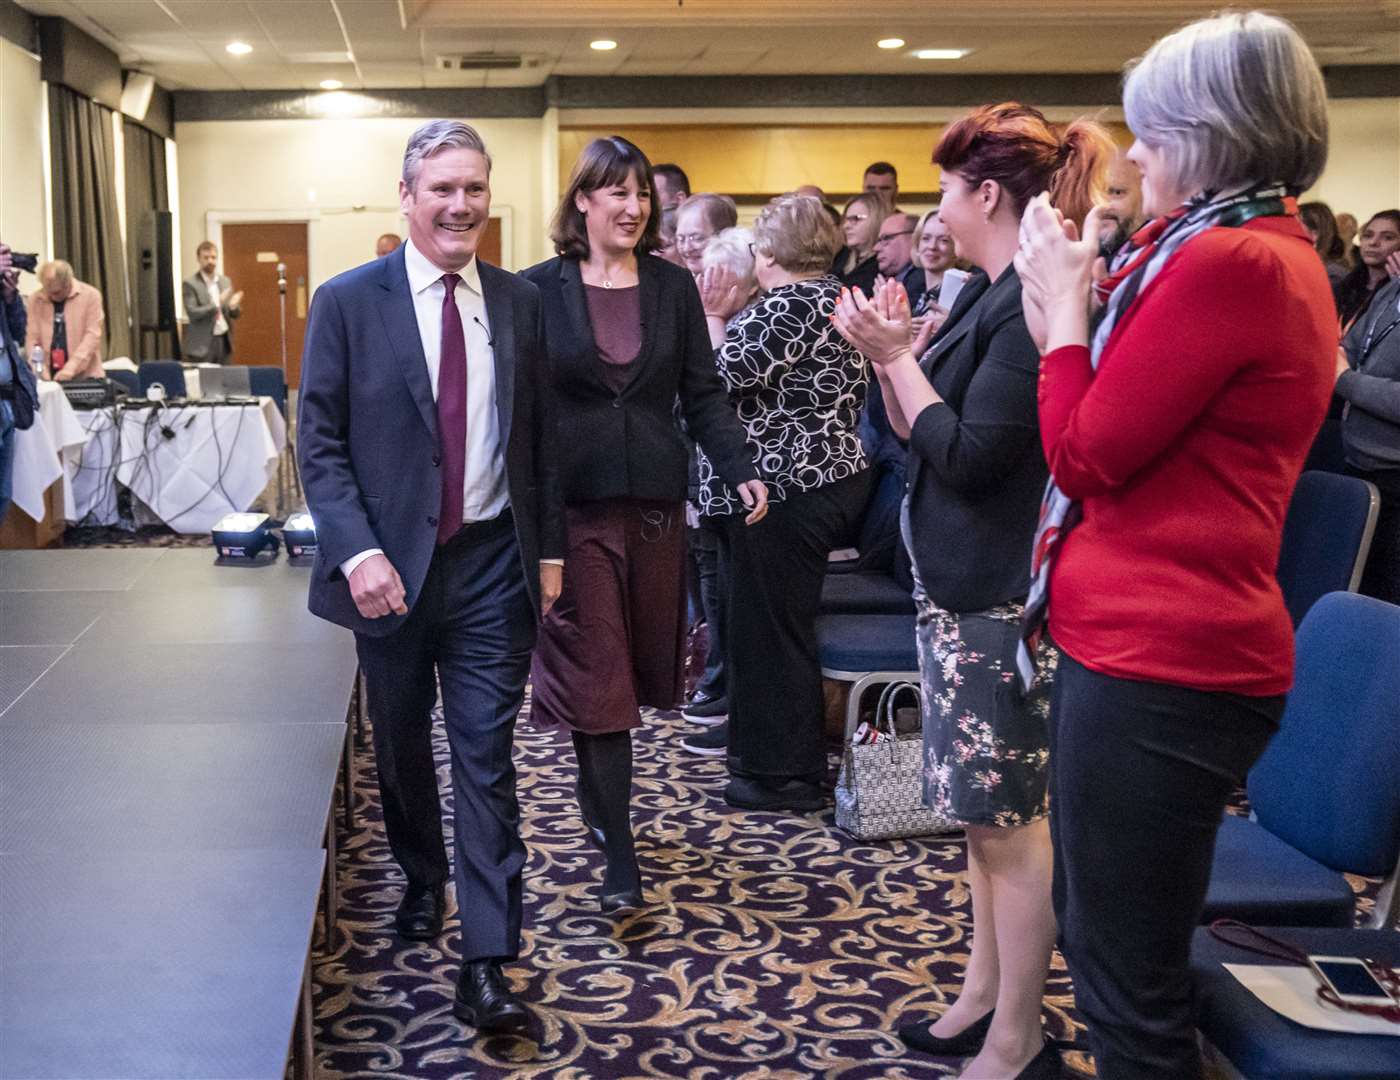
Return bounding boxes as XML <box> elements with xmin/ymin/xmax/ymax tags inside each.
<box><xmin>401</xmin><ymin>120</ymin><xmax>492</xmax><ymax>189</ymax></box>
<box><xmin>1123</xmin><ymin>11</ymin><xmax>1328</xmax><ymax>196</ymax></box>
<box><xmin>701</xmin><ymin>226</ymin><xmax>757</xmax><ymax>285</ymax></box>
<box><xmin>38</xmin><ymin>259</ymin><xmax>72</xmax><ymax>285</ymax></box>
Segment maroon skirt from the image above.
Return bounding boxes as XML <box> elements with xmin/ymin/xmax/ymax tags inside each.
<box><xmin>530</xmin><ymin>498</ymin><xmax>688</xmax><ymax>733</ymax></box>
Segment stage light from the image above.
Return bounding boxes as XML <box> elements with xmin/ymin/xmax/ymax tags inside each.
<box><xmin>281</xmin><ymin>512</ymin><xmax>319</xmax><ymax>561</ymax></box>
<box><xmin>590</xmin><ymin>39</ymin><xmax>617</xmax><ymax>51</ymax></box>
<box><xmin>913</xmin><ymin>48</ymin><xmax>972</xmax><ymax>60</ymax></box>
<box><xmin>319</xmin><ymin>79</ymin><xmax>343</xmax><ymax>90</ymax></box>
<box><xmin>226</xmin><ymin>41</ymin><xmax>253</xmax><ymax>56</ymax></box>
<box><xmin>877</xmin><ymin>38</ymin><xmax>905</xmax><ymax>50</ymax></box>
<box><xmin>211</xmin><ymin>512</ymin><xmax>278</xmax><ymax>561</ymax></box>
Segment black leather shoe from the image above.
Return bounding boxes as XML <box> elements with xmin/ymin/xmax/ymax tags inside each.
<box><xmin>723</xmin><ymin>776</ymin><xmax>826</xmax><ymax>812</ymax></box>
<box><xmin>1014</xmin><ymin>1039</ymin><xmax>1063</xmax><ymax>1079</ymax></box>
<box><xmin>898</xmin><ymin>1008</ymin><xmax>995</xmax><ymax>1056</ymax></box>
<box><xmin>599</xmin><ymin>886</ymin><xmax>644</xmax><ymax>912</ymax></box>
<box><xmin>394</xmin><ymin>881</ymin><xmax>445</xmax><ymax>941</ymax></box>
<box><xmin>452</xmin><ymin>960</ymin><xmax>529</xmax><ymax>1034</ymax></box>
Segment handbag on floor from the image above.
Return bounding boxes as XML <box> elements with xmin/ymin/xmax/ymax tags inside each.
<box><xmin>835</xmin><ymin>681</ymin><xmax>958</xmax><ymax>841</ymax></box>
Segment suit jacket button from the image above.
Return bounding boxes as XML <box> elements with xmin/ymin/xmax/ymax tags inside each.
<box><xmin>612</xmin><ymin>398</ymin><xmax>622</xmax><ymax>409</ymax></box>
<box><xmin>432</xmin><ymin>454</ymin><xmax>441</xmax><ymax>467</ymax></box>
<box><xmin>427</xmin><ymin>515</ymin><xmax>438</xmax><ymax>527</ymax></box>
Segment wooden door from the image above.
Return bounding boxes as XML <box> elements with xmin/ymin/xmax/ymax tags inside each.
<box><xmin>218</xmin><ymin>222</ymin><xmax>310</xmax><ymax>386</ymax></box>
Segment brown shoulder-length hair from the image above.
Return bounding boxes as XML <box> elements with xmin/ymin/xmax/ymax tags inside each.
<box><xmin>933</xmin><ymin>102</ymin><xmax>1114</xmax><ymax>230</ymax></box>
<box><xmin>549</xmin><ymin>136</ymin><xmax>662</xmax><ymax>259</ymax></box>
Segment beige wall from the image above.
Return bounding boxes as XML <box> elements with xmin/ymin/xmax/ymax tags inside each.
<box><xmin>174</xmin><ymin>117</ymin><xmax>547</xmax><ymax>287</ymax></box>
<box><xmin>0</xmin><ymin>38</ymin><xmax>48</xmax><ymax>268</ymax></box>
<box><xmin>171</xmin><ymin>95</ymin><xmax>1399</xmax><ymax>287</ymax></box>
<box><xmin>1305</xmin><ymin>98</ymin><xmax>1400</xmax><ymax>222</ymax></box>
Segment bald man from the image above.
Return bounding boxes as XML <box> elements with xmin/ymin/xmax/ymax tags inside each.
<box><xmin>376</xmin><ymin>233</ymin><xmax>402</xmax><ymax>257</ymax></box>
<box><xmin>1097</xmin><ymin>154</ymin><xmax>1146</xmax><ymax>257</ymax></box>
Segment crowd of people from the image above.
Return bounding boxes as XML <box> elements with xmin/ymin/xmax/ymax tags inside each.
<box><xmin>0</xmin><ymin>14</ymin><xmax>1393</xmax><ymax>1073</ymax></box>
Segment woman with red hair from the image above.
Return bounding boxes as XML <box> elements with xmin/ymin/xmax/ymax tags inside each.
<box><xmin>834</xmin><ymin>103</ymin><xmax>1111</xmax><ymax>1079</ymax></box>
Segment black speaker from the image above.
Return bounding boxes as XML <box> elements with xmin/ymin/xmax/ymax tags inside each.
<box><xmin>137</xmin><ymin>209</ymin><xmax>175</xmax><ymax>330</ymax></box>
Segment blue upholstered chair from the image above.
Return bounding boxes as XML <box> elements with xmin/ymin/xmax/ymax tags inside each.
<box><xmin>817</xmin><ymin>613</ymin><xmax>919</xmax><ymax>739</ymax></box>
<box><xmin>1193</xmin><ymin>925</ymin><xmax>1400</xmax><ymax>1079</ymax></box>
<box><xmin>1277</xmin><ymin>470</ymin><xmax>1378</xmax><ymax>627</ymax></box>
<box><xmin>819</xmin><ymin>572</ymin><xmax>917</xmax><ymax>615</ymax></box>
<box><xmin>1201</xmin><ymin>591</ymin><xmax>1400</xmax><ymax>929</ymax></box>
<box><xmin>246</xmin><ymin>366</ymin><xmax>288</xmax><ymax>417</ymax></box>
<box><xmin>106</xmin><ymin>368</ymin><xmax>139</xmax><ymax>396</ymax></box>
<box><xmin>137</xmin><ymin>359</ymin><xmax>186</xmax><ymax>398</ymax></box>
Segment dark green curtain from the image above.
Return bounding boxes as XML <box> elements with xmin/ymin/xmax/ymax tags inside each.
<box><xmin>122</xmin><ymin>118</ymin><xmax>172</xmax><ymax>360</ymax></box>
<box><xmin>47</xmin><ymin>83</ymin><xmax>131</xmax><ymax>360</ymax></box>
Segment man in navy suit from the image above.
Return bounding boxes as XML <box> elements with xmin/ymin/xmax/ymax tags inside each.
<box><xmin>298</xmin><ymin>120</ymin><xmax>564</xmax><ymax>1034</ymax></box>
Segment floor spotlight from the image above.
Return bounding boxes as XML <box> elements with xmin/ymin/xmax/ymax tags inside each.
<box><xmin>211</xmin><ymin>512</ymin><xmax>279</xmax><ymax>562</ymax></box>
<box><xmin>281</xmin><ymin>511</ymin><xmax>318</xmax><ymax>562</ymax></box>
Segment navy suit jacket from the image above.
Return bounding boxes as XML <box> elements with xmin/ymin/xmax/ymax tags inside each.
<box><xmin>297</xmin><ymin>247</ymin><xmax>565</xmax><ymax>637</ymax></box>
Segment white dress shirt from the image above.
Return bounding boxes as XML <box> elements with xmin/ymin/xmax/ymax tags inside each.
<box><xmin>202</xmin><ymin>271</ymin><xmax>228</xmax><ymax>335</ymax></box>
<box><xmin>340</xmin><ymin>239</ymin><xmax>509</xmax><ymax>580</ymax></box>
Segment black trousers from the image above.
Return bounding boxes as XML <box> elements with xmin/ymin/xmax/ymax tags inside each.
<box><xmin>690</xmin><ymin>517</ymin><xmax>728</xmax><ymax>700</ymax></box>
<box><xmin>720</xmin><ymin>470</ymin><xmax>872</xmax><ymax>783</ymax></box>
<box><xmin>1049</xmin><ymin>654</ymin><xmax>1282</xmax><ymax>1079</ymax></box>
<box><xmin>355</xmin><ymin>515</ymin><xmax>536</xmax><ymax>962</ymax></box>
<box><xmin>1348</xmin><ymin>466</ymin><xmax>1400</xmax><ymax>606</ymax></box>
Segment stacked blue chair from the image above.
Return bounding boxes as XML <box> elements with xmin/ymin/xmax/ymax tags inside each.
<box><xmin>106</xmin><ymin>368</ymin><xmax>139</xmax><ymax>396</ymax></box>
<box><xmin>137</xmin><ymin>359</ymin><xmax>186</xmax><ymax>398</ymax></box>
<box><xmin>1276</xmin><ymin>470</ymin><xmax>1378</xmax><ymax>627</ymax></box>
<box><xmin>818</xmin><ymin>613</ymin><xmax>919</xmax><ymax>739</ymax></box>
<box><xmin>1201</xmin><ymin>591</ymin><xmax>1400</xmax><ymax>929</ymax></box>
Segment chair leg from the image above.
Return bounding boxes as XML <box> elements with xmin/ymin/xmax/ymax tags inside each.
<box><xmin>320</xmin><ymin>812</ymin><xmax>338</xmax><ymax>947</ymax></box>
<box><xmin>1368</xmin><ymin>865</ymin><xmax>1400</xmax><ymax>929</ymax></box>
<box><xmin>341</xmin><ymin>725</ymin><xmax>354</xmax><ymax>833</ymax></box>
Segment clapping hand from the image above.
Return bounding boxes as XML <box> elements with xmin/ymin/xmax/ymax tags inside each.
<box><xmin>228</xmin><ymin>289</ymin><xmax>244</xmax><ymax>311</ymax></box>
<box><xmin>831</xmin><ymin>278</ymin><xmax>916</xmax><ymax>369</ymax></box>
<box><xmin>699</xmin><ymin>265</ymin><xmax>746</xmax><ymax>321</ymax></box>
<box><xmin>1015</xmin><ymin>194</ymin><xmax>1103</xmax><ymax>353</ymax></box>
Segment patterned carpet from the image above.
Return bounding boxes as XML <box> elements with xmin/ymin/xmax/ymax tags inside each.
<box><xmin>312</xmin><ymin>701</ymin><xmax>1093</xmax><ymax>1080</ymax></box>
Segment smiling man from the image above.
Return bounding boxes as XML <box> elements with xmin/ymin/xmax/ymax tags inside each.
<box><xmin>297</xmin><ymin>119</ymin><xmax>565</xmax><ymax>1037</ymax></box>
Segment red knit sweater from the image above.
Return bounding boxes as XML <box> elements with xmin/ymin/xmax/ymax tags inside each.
<box><xmin>1040</xmin><ymin>217</ymin><xmax>1336</xmax><ymax>696</ymax></box>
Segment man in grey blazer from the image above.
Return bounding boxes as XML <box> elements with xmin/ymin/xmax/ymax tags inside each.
<box><xmin>182</xmin><ymin>242</ymin><xmax>242</xmax><ymax>363</ymax></box>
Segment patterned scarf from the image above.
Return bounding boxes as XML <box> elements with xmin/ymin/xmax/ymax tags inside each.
<box><xmin>1015</xmin><ymin>183</ymin><xmax>1296</xmax><ymax>691</ymax></box>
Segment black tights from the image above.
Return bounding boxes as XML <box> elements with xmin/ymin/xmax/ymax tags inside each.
<box><xmin>571</xmin><ymin>730</ymin><xmax>640</xmax><ymax>897</ymax></box>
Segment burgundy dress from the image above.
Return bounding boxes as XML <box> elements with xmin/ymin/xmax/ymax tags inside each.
<box><xmin>529</xmin><ymin>284</ymin><xmax>689</xmax><ymax>733</ymax></box>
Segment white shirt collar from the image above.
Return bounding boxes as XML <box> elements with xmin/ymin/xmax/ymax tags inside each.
<box><xmin>404</xmin><ymin>238</ymin><xmax>481</xmax><ymax>298</ymax></box>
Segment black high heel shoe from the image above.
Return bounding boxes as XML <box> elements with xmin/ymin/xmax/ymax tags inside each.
<box><xmin>898</xmin><ymin>1008</ymin><xmax>995</xmax><ymax>1056</ymax></box>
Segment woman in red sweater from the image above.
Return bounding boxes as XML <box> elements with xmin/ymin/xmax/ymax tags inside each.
<box><xmin>1015</xmin><ymin>12</ymin><xmax>1335</xmax><ymax>1078</ymax></box>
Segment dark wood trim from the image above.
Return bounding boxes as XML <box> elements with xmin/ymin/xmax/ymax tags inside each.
<box><xmin>173</xmin><ymin>87</ymin><xmax>547</xmax><ymax>122</ymax></box>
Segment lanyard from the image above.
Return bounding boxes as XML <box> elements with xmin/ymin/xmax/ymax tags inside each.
<box><xmin>1359</xmin><ymin>288</ymin><xmax>1400</xmax><ymax>363</ymax></box>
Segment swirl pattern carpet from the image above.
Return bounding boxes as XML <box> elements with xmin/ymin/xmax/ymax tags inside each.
<box><xmin>312</xmin><ymin>698</ymin><xmax>1095</xmax><ymax>1079</ymax></box>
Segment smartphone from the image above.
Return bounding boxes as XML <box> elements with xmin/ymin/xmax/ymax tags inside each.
<box><xmin>1308</xmin><ymin>955</ymin><xmax>1396</xmax><ymax>1005</ymax></box>
<box><xmin>938</xmin><ymin>268</ymin><xmax>971</xmax><ymax>314</ymax></box>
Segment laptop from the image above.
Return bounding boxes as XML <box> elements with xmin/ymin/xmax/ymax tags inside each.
<box><xmin>198</xmin><ymin>366</ymin><xmax>252</xmax><ymax>399</ymax></box>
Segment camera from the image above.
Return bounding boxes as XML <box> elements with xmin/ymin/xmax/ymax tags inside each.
<box><xmin>9</xmin><ymin>252</ymin><xmax>38</xmax><ymax>273</ymax></box>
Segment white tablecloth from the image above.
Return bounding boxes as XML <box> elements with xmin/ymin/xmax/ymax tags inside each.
<box><xmin>72</xmin><ymin>399</ymin><xmax>286</xmax><ymax>534</ymax></box>
<box><xmin>9</xmin><ymin>382</ymin><xmax>90</xmax><ymax>522</ymax></box>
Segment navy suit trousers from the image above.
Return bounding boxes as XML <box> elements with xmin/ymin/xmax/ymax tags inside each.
<box><xmin>354</xmin><ymin>513</ymin><xmax>536</xmax><ymax>962</ymax></box>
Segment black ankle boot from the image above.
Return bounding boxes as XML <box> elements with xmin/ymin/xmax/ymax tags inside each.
<box><xmin>572</xmin><ymin>730</ymin><xmax>643</xmax><ymax>909</ymax></box>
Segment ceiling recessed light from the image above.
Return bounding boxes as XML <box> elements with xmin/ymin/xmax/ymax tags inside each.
<box><xmin>319</xmin><ymin>79</ymin><xmax>343</xmax><ymax>90</ymax></box>
<box><xmin>877</xmin><ymin>38</ymin><xmax>905</xmax><ymax>50</ymax></box>
<box><xmin>914</xmin><ymin>48</ymin><xmax>972</xmax><ymax>60</ymax></box>
<box><xmin>225</xmin><ymin>41</ymin><xmax>253</xmax><ymax>56</ymax></box>
<box><xmin>590</xmin><ymin>39</ymin><xmax>617</xmax><ymax>51</ymax></box>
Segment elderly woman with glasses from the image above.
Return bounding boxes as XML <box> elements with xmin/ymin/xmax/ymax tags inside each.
<box><xmin>1015</xmin><ymin>12</ymin><xmax>1336</xmax><ymax>1076</ymax></box>
<box><xmin>686</xmin><ymin>194</ymin><xmax>872</xmax><ymax>809</ymax></box>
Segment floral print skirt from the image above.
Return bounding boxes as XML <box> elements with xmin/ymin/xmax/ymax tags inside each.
<box><xmin>912</xmin><ymin>588</ymin><xmax>1058</xmax><ymax>828</ymax></box>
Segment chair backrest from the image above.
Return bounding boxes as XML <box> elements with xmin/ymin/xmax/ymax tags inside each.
<box><xmin>1248</xmin><ymin>591</ymin><xmax>1400</xmax><ymax>877</ymax></box>
<box><xmin>107</xmin><ymin>368</ymin><xmax>139</xmax><ymax>396</ymax></box>
<box><xmin>245</xmin><ymin>366</ymin><xmax>288</xmax><ymax>416</ymax></box>
<box><xmin>137</xmin><ymin>360</ymin><xmax>186</xmax><ymax>398</ymax></box>
<box><xmin>1277</xmin><ymin>470</ymin><xmax>1379</xmax><ymax>627</ymax></box>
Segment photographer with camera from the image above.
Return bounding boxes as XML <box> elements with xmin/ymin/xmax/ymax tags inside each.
<box><xmin>24</xmin><ymin>260</ymin><xmax>105</xmax><ymax>382</ymax></box>
<box><xmin>0</xmin><ymin>241</ymin><xmax>39</xmax><ymax>521</ymax></box>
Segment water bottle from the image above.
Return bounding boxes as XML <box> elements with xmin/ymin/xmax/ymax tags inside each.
<box><xmin>29</xmin><ymin>345</ymin><xmax>43</xmax><ymax>380</ymax></box>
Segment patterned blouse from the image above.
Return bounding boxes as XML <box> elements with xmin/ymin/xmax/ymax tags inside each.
<box><xmin>697</xmin><ymin>276</ymin><xmax>870</xmax><ymax>516</ymax></box>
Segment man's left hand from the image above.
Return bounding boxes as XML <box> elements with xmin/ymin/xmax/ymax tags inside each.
<box><xmin>540</xmin><ymin>562</ymin><xmax>563</xmax><ymax>617</ymax></box>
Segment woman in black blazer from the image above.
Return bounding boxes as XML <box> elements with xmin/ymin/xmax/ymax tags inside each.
<box><xmin>834</xmin><ymin>104</ymin><xmax>1110</xmax><ymax>1080</ymax></box>
<box><xmin>522</xmin><ymin>136</ymin><xmax>767</xmax><ymax>912</ymax></box>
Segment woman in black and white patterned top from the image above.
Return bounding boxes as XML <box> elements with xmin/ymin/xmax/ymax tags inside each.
<box><xmin>687</xmin><ymin>194</ymin><xmax>872</xmax><ymax>812</ymax></box>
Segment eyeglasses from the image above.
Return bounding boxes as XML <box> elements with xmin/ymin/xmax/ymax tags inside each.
<box><xmin>747</xmin><ymin>242</ymin><xmax>756</xmax><ymax>257</ymax></box>
<box><xmin>675</xmin><ymin>233</ymin><xmax>709</xmax><ymax>248</ymax></box>
<box><xmin>844</xmin><ymin>213</ymin><xmax>869</xmax><ymax>224</ymax></box>
<box><xmin>874</xmin><ymin>230</ymin><xmax>914</xmax><ymax>245</ymax></box>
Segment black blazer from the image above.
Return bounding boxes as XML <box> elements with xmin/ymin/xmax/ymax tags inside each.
<box><xmin>904</xmin><ymin>266</ymin><xmax>1047</xmax><ymax>613</ymax></box>
<box><xmin>521</xmin><ymin>254</ymin><xmax>757</xmax><ymax>505</ymax></box>
<box><xmin>297</xmin><ymin>248</ymin><xmax>565</xmax><ymax>636</ymax></box>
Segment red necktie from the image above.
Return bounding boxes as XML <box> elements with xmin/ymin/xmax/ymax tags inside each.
<box><xmin>436</xmin><ymin>272</ymin><xmax>467</xmax><ymax>544</ymax></box>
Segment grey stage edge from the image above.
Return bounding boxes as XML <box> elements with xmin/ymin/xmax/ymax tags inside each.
<box><xmin>0</xmin><ymin>549</ymin><xmax>358</xmax><ymax>1079</ymax></box>
<box><xmin>0</xmin><ymin>849</ymin><xmax>325</xmax><ymax>1080</ymax></box>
